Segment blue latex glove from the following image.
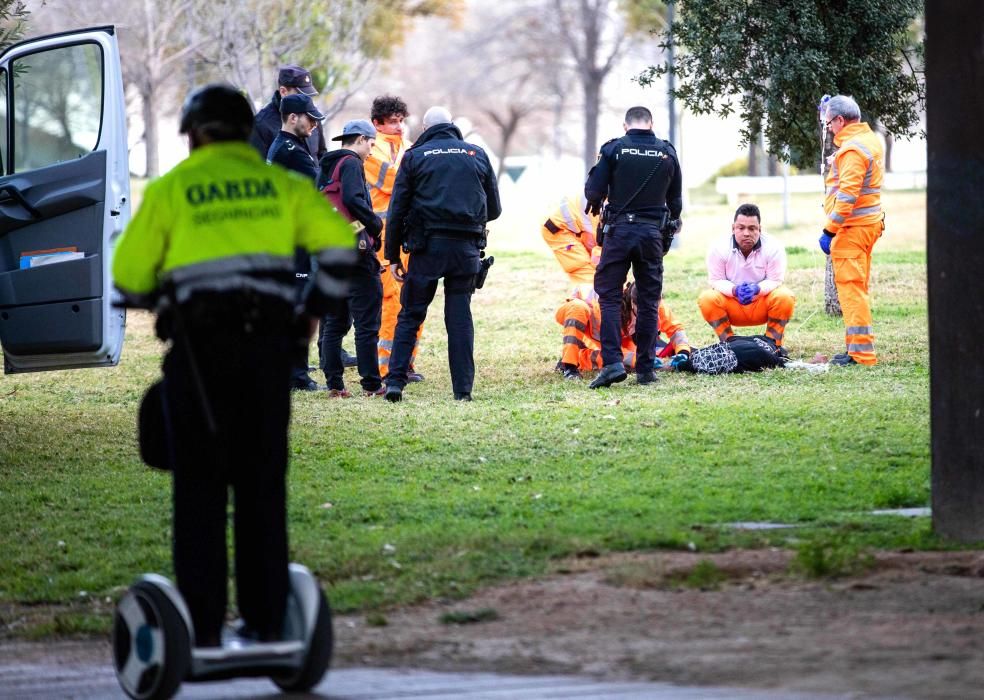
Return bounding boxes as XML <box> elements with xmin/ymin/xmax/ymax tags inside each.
<box><xmin>735</xmin><ymin>282</ymin><xmax>755</xmax><ymax>305</ymax></box>
<box><xmin>669</xmin><ymin>351</ymin><xmax>690</xmax><ymax>369</ymax></box>
<box><xmin>652</xmin><ymin>357</ymin><xmax>664</xmax><ymax>370</ymax></box>
<box><xmin>819</xmin><ymin>230</ymin><xmax>834</xmax><ymax>255</ymax></box>
<box><xmin>741</xmin><ymin>282</ymin><xmax>760</xmax><ymax>305</ymax></box>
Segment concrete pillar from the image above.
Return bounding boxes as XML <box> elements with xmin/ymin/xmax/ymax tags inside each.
<box><xmin>927</xmin><ymin>1</ymin><xmax>984</xmax><ymax>541</ymax></box>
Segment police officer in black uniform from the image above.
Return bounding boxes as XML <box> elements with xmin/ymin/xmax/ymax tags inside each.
<box><xmin>584</xmin><ymin>105</ymin><xmax>682</xmax><ymax>389</ymax></box>
<box><xmin>382</xmin><ymin>106</ymin><xmax>501</xmax><ymax>402</ymax></box>
<box><xmin>249</xmin><ymin>64</ymin><xmax>326</xmax><ymax>162</ymax></box>
<box><xmin>268</xmin><ymin>93</ymin><xmax>326</xmax><ymax>390</ymax></box>
<box><xmin>267</xmin><ymin>93</ymin><xmax>324</xmax><ymax>180</ymax></box>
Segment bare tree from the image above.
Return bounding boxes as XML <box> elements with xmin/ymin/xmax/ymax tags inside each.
<box><xmin>439</xmin><ymin>1</ymin><xmax>567</xmax><ymax>178</ymax></box>
<box><xmin>35</xmin><ymin>0</ymin><xmax>211</xmax><ymax>177</ymax></box>
<box><xmin>553</xmin><ymin>0</ymin><xmax>629</xmax><ymax>173</ymax></box>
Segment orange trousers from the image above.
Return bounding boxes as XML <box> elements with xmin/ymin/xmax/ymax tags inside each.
<box><xmin>830</xmin><ymin>223</ymin><xmax>881</xmax><ymax>365</ymax></box>
<box><xmin>556</xmin><ymin>300</ymin><xmax>636</xmax><ymax>370</ymax></box>
<box><xmin>697</xmin><ymin>286</ymin><xmax>795</xmax><ymax>346</ymax></box>
<box><xmin>377</xmin><ymin>247</ymin><xmax>423</xmax><ymax>377</ymax></box>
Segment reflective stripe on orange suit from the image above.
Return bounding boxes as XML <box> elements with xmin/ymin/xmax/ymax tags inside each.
<box><xmin>697</xmin><ymin>287</ymin><xmax>795</xmax><ymax>346</ymax></box>
<box><xmin>556</xmin><ymin>298</ymin><xmax>689</xmax><ymax>370</ymax></box>
<box><xmin>541</xmin><ymin>194</ymin><xmax>600</xmax><ymax>292</ymax></box>
<box><xmin>824</xmin><ymin>122</ymin><xmax>884</xmax><ymax>365</ymax></box>
<box><xmin>365</xmin><ymin>130</ymin><xmax>422</xmax><ymax>375</ymax></box>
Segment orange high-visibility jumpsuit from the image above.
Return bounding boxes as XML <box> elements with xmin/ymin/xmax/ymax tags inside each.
<box><xmin>697</xmin><ymin>288</ymin><xmax>796</xmax><ymax>347</ymax></box>
<box><xmin>365</xmin><ymin>129</ymin><xmax>422</xmax><ymax>376</ymax></box>
<box><xmin>824</xmin><ymin>122</ymin><xmax>885</xmax><ymax>365</ymax></box>
<box><xmin>541</xmin><ymin>194</ymin><xmax>601</xmax><ymax>299</ymax></box>
<box><xmin>556</xmin><ymin>298</ymin><xmax>690</xmax><ymax>371</ymax></box>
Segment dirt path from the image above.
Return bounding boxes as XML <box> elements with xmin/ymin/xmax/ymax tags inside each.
<box><xmin>4</xmin><ymin>549</ymin><xmax>984</xmax><ymax>699</ymax></box>
<box><xmin>333</xmin><ymin>549</ymin><xmax>984</xmax><ymax>699</ymax></box>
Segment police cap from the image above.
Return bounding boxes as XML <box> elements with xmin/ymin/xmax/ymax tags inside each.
<box><xmin>280</xmin><ymin>93</ymin><xmax>325</xmax><ymax>121</ymax></box>
<box><xmin>179</xmin><ymin>84</ymin><xmax>254</xmax><ymax>139</ymax></box>
<box><xmin>278</xmin><ymin>64</ymin><xmax>318</xmax><ymax>96</ymax></box>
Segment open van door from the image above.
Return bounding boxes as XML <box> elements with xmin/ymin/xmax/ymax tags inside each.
<box><xmin>0</xmin><ymin>26</ymin><xmax>129</xmax><ymax>373</ymax></box>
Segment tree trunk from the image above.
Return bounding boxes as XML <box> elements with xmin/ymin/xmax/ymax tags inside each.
<box><xmin>821</xmin><ymin>122</ymin><xmax>842</xmax><ymax>316</ymax></box>
<box><xmin>142</xmin><ymin>83</ymin><xmax>160</xmax><ymax>179</ymax></box>
<box><xmin>582</xmin><ymin>75</ymin><xmax>601</xmax><ymax>176</ymax></box>
<box><xmin>927</xmin><ymin>0</ymin><xmax>984</xmax><ymax>542</ymax></box>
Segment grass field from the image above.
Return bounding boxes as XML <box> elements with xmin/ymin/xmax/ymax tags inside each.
<box><xmin>0</xmin><ymin>189</ymin><xmax>936</xmax><ymax>636</ymax></box>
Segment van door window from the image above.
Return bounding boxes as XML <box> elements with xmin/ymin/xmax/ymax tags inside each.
<box><xmin>11</xmin><ymin>43</ymin><xmax>103</xmax><ymax>173</ymax></box>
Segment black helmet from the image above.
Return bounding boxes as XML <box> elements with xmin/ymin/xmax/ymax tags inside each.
<box><xmin>179</xmin><ymin>83</ymin><xmax>254</xmax><ymax>139</ymax></box>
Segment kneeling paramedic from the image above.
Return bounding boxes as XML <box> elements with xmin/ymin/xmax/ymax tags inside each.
<box><xmin>584</xmin><ymin>105</ymin><xmax>682</xmax><ymax>389</ymax></box>
<box><xmin>382</xmin><ymin>106</ymin><xmax>501</xmax><ymax>402</ymax></box>
<box><xmin>112</xmin><ymin>84</ymin><xmax>356</xmax><ymax>647</ymax></box>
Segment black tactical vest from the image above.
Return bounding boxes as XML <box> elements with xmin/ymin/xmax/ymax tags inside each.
<box><xmin>608</xmin><ymin>136</ymin><xmax>674</xmax><ymax>214</ymax></box>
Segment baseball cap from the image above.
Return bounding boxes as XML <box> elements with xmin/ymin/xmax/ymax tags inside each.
<box><xmin>331</xmin><ymin>119</ymin><xmax>377</xmax><ymax>141</ymax></box>
<box><xmin>280</xmin><ymin>93</ymin><xmax>325</xmax><ymax>121</ymax></box>
<box><xmin>278</xmin><ymin>64</ymin><xmax>318</xmax><ymax>96</ymax></box>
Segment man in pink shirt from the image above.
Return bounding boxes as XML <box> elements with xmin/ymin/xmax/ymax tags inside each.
<box><xmin>697</xmin><ymin>203</ymin><xmax>795</xmax><ymax>349</ymax></box>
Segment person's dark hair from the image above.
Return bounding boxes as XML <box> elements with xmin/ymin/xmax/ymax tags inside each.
<box><xmin>621</xmin><ymin>282</ymin><xmax>636</xmax><ymax>334</ymax></box>
<box><xmin>624</xmin><ymin>106</ymin><xmax>652</xmax><ymax>124</ymax></box>
<box><xmin>340</xmin><ymin>134</ymin><xmax>362</xmax><ymax>148</ymax></box>
<box><xmin>180</xmin><ymin>84</ymin><xmax>254</xmax><ymax>144</ymax></box>
<box><xmin>733</xmin><ymin>203</ymin><xmax>761</xmax><ymax>222</ymax></box>
<box><xmin>371</xmin><ymin>95</ymin><xmax>408</xmax><ymax>124</ymax></box>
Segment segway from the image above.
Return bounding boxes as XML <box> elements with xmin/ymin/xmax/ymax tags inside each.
<box><xmin>112</xmin><ymin>563</ymin><xmax>332</xmax><ymax>700</ymax></box>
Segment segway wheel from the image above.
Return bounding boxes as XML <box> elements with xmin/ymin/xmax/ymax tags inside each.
<box><xmin>272</xmin><ymin>588</ymin><xmax>333</xmax><ymax>692</ymax></box>
<box><xmin>113</xmin><ymin>581</ymin><xmax>191</xmax><ymax>700</ymax></box>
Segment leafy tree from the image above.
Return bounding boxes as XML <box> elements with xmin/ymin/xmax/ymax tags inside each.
<box><xmin>638</xmin><ymin>0</ymin><xmax>924</xmax><ymax>169</ymax></box>
<box><xmin>0</xmin><ymin>0</ymin><xmax>29</xmax><ymax>52</ymax></box>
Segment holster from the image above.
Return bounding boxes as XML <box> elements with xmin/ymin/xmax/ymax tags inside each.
<box><xmin>475</xmin><ymin>255</ymin><xmax>495</xmax><ymax>290</ymax></box>
<box><xmin>597</xmin><ymin>205</ymin><xmax>611</xmax><ymax>247</ymax></box>
<box><xmin>661</xmin><ymin>218</ymin><xmax>681</xmax><ymax>256</ymax></box>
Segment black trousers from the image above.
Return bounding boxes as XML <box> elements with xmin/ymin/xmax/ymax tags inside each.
<box><xmin>593</xmin><ymin>221</ymin><xmax>664</xmax><ymax>372</ymax></box>
<box><xmin>320</xmin><ymin>258</ymin><xmax>383</xmax><ymax>391</ymax></box>
<box><xmin>386</xmin><ymin>236</ymin><xmax>480</xmax><ymax>395</ymax></box>
<box><xmin>162</xmin><ymin>297</ymin><xmax>293</xmax><ymax>644</ymax></box>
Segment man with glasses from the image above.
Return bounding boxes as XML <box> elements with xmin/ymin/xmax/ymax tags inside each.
<box><xmin>819</xmin><ymin>94</ymin><xmax>885</xmax><ymax>366</ymax></box>
<box><xmin>697</xmin><ymin>202</ymin><xmax>795</xmax><ymax>351</ymax></box>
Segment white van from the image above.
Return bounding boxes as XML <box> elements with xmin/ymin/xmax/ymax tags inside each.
<box><xmin>0</xmin><ymin>26</ymin><xmax>129</xmax><ymax>373</ymax></box>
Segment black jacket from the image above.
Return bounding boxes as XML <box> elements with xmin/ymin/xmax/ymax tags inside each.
<box><xmin>318</xmin><ymin>149</ymin><xmax>382</xmax><ymax>238</ymax></box>
<box><xmin>249</xmin><ymin>91</ymin><xmax>327</xmax><ymax>161</ymax></box>
<box><xmin>584</xmin><ymin>129</ymin><xmax>682</xmax><ymax>220</ymax></box>
<box><xmin>267</xmin><ymin>131</ymin><xmax>318</xmax><ymax>181</ymax></box>
<box><xmin>385</xmin><ymin>123</ymin><xmax>501</xmax><ymax>263</ymax></box>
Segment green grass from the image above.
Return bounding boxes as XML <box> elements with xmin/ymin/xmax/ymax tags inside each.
<box><xmin>0</xmin><ymin>190</ymin><xmax>943</xmax><ymax>637</ymax></box>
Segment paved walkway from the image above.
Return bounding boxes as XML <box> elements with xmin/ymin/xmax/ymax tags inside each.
<box><xmin>0</xmin><ymin>657</ymin><xmax>858</xmax><ymax>699</ymax></box>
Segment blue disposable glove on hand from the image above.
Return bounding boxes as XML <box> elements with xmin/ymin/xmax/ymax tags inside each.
<box><xmin>742</xmin><ymin>282</ymin><xmax>760</xmax><ymax>305</ymax></box>
<box><xmin>735</xmin><ymin>282</ymin><xmax>756</xmax><ymax>305</ymax></box>
<box><xmin>669</xmin><ymin>351</ymin><xmax>690</xmax><ymax>369</ymax></box>
<box><xmin>819</xmin><ymin>231</ymin><xmax>834</xmax><ymax>255</ymax></box>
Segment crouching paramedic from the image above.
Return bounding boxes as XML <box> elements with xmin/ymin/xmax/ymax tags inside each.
<box><xmin>556</xmin><ymin>283</ymin><xmax>691</xmax><ymax>380</ymax></box>
<box><xmin>697</xmin><ymin>203</ymin><xmax>795</xmax><ymax>351</ymax></box>
<box><xmin>541</xmin><ymin>193</ymin><xmax>601</xmax><ymax>298</ymax></box>
<box><xmin>112</xmin><ymin>84</ymin><xmax>356</xmax><ymax>647</ymax></box>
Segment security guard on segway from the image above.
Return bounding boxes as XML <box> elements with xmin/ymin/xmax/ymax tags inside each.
<box><xmin>112</xmin><ymin>84</ymin><xmax>356</xmax><ymax>651</ymax></box>
<box><xmin>583</xmin><ymin>105</ymin><xmax>682</xmax><ymax>389</ymax></box>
